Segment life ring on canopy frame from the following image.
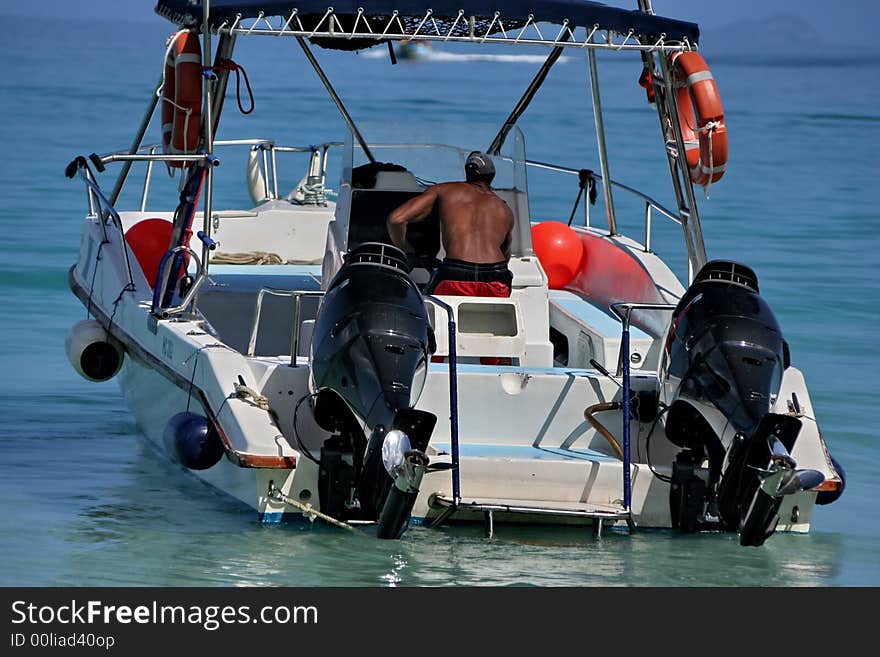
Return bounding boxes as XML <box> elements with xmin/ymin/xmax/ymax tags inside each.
<box><xmin>670</xmin><ymin>51</ymin><xmax>727</xmax><ymax>187</ymax></box>
<box><xmin>161</xmin><ymin>30</ymin><xmax>202</xmax><ymax>168</ymax></box>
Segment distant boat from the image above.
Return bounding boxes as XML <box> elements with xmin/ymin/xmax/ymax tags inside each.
<box><xmin>394</xmin><ymin>40</ymin><xmax>432</xmax><ymax>61</ymax></box>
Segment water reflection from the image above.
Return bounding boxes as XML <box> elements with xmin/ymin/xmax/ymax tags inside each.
<box><xmin>0</xmin><ymin>392</ymin><xmax>863</xmax><ymax>588</ymax></box>
<box><xmin>60</xmin><ymin>444</ymin><xmax>852</xmax><ymax>587</ymax></box>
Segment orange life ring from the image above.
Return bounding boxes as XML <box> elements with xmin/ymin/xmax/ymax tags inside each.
<box><xmin>162</xmin><ymin>31</ymin><xmax>202</xmax><ymax>168</ymax></box>
<box><xmin>670</xmin><ymin>52</ymin><xmax>727</xmax><ymax>186</ymax></box>
<box><xmin>161</xmin><ymin>48</ymin><xmax>176</xmax><ymax>158</ymax></box>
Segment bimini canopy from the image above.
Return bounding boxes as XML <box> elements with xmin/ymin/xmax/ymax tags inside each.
<box><xmin>155</xmin><ymin>1</ymin><xmax>700</xmax><ymax>50</ymax></box>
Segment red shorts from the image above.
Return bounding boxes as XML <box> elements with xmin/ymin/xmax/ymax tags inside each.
<box><xmin>432</xmin><ymin>279</ymin><xmax>511</xmax><ymax>297</ymax></box>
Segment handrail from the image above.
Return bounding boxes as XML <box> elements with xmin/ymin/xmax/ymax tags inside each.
<box><xmin>117</xmin><ymin>139</ymin><xmax>342</xmax><ymax>209</ymax></box>
<box><xmin>98</xmin><ymin>153</ymin><xmax>218</xmax><ymax>165</ymax></box>
<box><xmin>610</xmin><ymin>301</ymin><xmax>676</xmax><ymax>512</ymax></box>
<box><xmin>426</xmin><ymin>295</ymin><xmax>461</xmax><ymax>509</ymax></box>
<box><xmin>151</xmin><ymin>245</ymin><xmax>206</xmax><ymax>318</ymax></box>
<box><xmin>246</xmin><ymin>288</ymin><xmax>325</xmax><ymax>364</ymax></box>
<box><xmin>526</xmin><ymin>159</ymin><xmax>681</xmax><ymax>254</ymax></box>
<box><xmin>66</xmin><ymin>157</ymin><xmax>137</xmax><ymax>292</ymax></box>
<box><xmin>525</xmin><ymin>159</ymin><xmax>680</xmax><ymax>223</ymax></box>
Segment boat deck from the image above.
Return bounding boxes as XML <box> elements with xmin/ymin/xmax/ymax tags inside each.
<box><xmin>429</xmin><ymin>442</ymin><xmax>620</xmax><ymax>463</ymax></box>
<box><xmin>421</xmin><ymin>441</ymin><xmax>633</xmax><ymax>535</ymax></box>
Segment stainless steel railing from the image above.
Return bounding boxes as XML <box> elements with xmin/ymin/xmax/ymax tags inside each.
<box><xmin>89</xmin><ymin>139</ymin><xmax>342</xmax><ymax>211</ymax></box>
<box><xmin>246</xmin><ymin>288</ymin><xmax>325</xmax><ymax>365</ymax></box>
<box><xmin>525</xmin><ymin>159</ymin><xmax>681</xmax><ymax>253</ymax></box>
<box><xmin>609</xmin><ymin>301</ymin><xmax>676</xmax><ymax>512</ymax></box>
<box><xmin>66</xmin><ymin>157</ymin><xmax>137</xmax><ymax>292</ymax></box>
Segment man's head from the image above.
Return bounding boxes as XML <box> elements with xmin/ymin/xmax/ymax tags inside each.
<box><xmin>464</xmin><ymin>151</ymin><xmax>495</xmax><ymax>184</ymax></box>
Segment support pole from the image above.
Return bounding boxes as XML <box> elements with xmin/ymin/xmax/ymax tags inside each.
<box><xmin>637</xmin><ymin>0</ymin><xmax>707</xmax><ymax>279</ymax></box>
<box><xmin>621</xmin><ymin>314</ymin><xmax>632</xmax><ymax>511</ymax></box>
<box><xmin>195</xmin><ymin>0</ymin><xmax>215</xmax><ymax>316</ymax></box>
<box><xmin>429</xmin><ymin>297</ymin><xmax>460</xmax><ymax>505</ymax></box>
<box><xmin>295</xmin><ymin>36</ymin><xmax>375</xmax><ymax>163</ymax></box>
<box><xmin>487</xmin><ymin>41</ymin><xmax>568</xmax><ymax>156</ymax></box>
<box><xmin>109</xmin><ymin>77</ymin><xmax>162</xmax><ymax>206</ymax></box>
<box><xmin>656</xmin><ymin>52</ymin><xmax>708</xmax><ymax>276</ymax></box>
<box><xmin>587</xmin><ymin>48</ymin><xmax>618</xmax><ymax>235</ymax></box>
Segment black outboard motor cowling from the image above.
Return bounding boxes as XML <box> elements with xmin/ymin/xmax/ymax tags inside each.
<box><xmin>660</xmin><ymin>261</ymin><xmax>825</xmax><ymax>546</ymax></box>
<box><xmin>309</xmin><ymin>243</ymin><xmax>436</xmax><ymax>538</ymax></box>
<box><xmin>663</xmin><ymin>261</ymin><xmax>785</xmax><ymax>437</ymax></box>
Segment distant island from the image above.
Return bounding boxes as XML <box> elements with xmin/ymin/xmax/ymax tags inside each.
<box><xmin>699</xmin><ymin>12</ymin><xmax>879</xmax><ymax>64</ymax></box>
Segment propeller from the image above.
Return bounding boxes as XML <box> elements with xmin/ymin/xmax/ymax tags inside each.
<box><xmin>755</xmin><ymin>465</ymin><xmax>826</xmax><ymax>498</ymax></box>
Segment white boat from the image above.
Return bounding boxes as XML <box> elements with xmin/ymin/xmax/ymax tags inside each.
<box><xmin>66</xmin><ymin>0</ymin><xmax>845</xmax><ymax>546</ymax></box>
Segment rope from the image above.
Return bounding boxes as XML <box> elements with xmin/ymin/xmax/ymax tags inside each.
<box><xmin>699</xmin><ymin>119</ymin><xmax>723</xmax><ymax>198</ymax></box>
<box><xmin>211</xmin><ymin>251</ymin><xmax>284</xmax><ymax>265</ymax></box>
<box><xmin>182</xmin><ymin>343</ymin><xmax>233</xmax><ymax>412</ymax></box>
<box><xmin>266</xmin><ymin>482</ymin><xmax>357</xmax><ymax>531</ymax></box>
<box><xmin>212</xmin><ymin>58</ymin><xmax>255</xmax><ymax>115</ymax></box>
<box><xmin>233</xmin><ymin>381</ymin><xmax>271</xmax><ymax>410</ymax></box>
<box><xmin>566</xmin><ymin>169</ymin><xmax>597</xmax><ymax>227</ymax></box>
<box><xmin>156</xmin><ymin>30</ymin><xmax>187</xmax><ymax>100</ymax></box>
<box><xmin>298</xmin><ymin>182</ymin><xmax>326</xmax><ymax>206</ymax></box>
<box><xmin>85</xmin><ymin>239</ymin><xmax>107</xmax><ymax>320</ymax></box>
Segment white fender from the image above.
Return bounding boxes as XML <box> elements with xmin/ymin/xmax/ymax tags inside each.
<box><xmin>65</xmin><ymin>319</ymin><xmax>125</xmax><ymax>382</ymax></box>
<box><xmin>246</xmin><ymin>147</ymin><xmax>269</xmax><ymax>206</ymax></box>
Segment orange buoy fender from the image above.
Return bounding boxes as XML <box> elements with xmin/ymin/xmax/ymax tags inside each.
<box><xmin>531</xmin><ymin>222</ymin><xmax>585</xmax><ymax>290</ymax></box>
<box><xmin>169</xmin><ymin>30</ymin><xmax>202</xmax><ymax>166</ymax></box>
<box><xmin>670</xmin><ymin>52</ymin><xmax>727</xmax><ymax>186</ymax></box>
<box><xmin>124</xmin><ymin>218</ymin><xmax>193</xmax><ymax>289</ymax></box>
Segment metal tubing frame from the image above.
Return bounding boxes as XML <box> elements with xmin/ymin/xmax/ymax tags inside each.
<box><xmin>209</xmin><ymin>14</ymin><xmax>693</xmax><ymax>55</ymax></box>
<box><xmin>246</xmin><ymin>288</ymin><xmax>325</xmax><ymax>363</ymax></box>
<box><xmin>140</xmin><ymin>146</ymin><xmax>158</xmax><ymax>212</ymax></box>
<box><xmin>587</xmin><ymin>47</ymin><xmax>617</xmax><ymax>236</ymax></box>
<box><xmin>656</xmin><ymin>52</ymin><xmax>707</xmax><ymax>276</ymax></box>
<box><xmin>487</xmin><ymin>40</ymin><xmax>568</xmax><ymax>156</ymax></box>
<box><xmin>621</xmin><ymin>321</ymin><xmax>631</xmax><ymax>510</ymax></box>
<box><xmin>610</xmin><ymin>301</ymin><xmax>676</xmax><ymax>512</ymax></box>
<box><xmin>646</xmin><ymin>55</ymin><xmax>704</xmax><ymax>277</ymax></box>
<box><xmin>525</xmin><ymin>159</ymin><xmax>680</xmax><ymax>222</ymax></box>
<box><xmin>429</xmin><ymin>495</ymin><xmax>630</xmax><ymax>520</ymax></box>
<box><xmin>271</xmin><ymin>147</ymin><xmax>280</xmax><ymax>199</ymax></box>
<box><xmin>210</xmin><ymin>33</ymin><xmax>237</xmax><ymax>136</ymax></box>
<box><xmin>136</xmin><ymin>140</ymin><xmax>342</xmax><ymax>210</ymax></box>
<box><xmin>427</xmin><ymin>296</ymin><xmax>461</xmax><ymax>505</ymax></box>
<box><xmin>525</xmin><ymin>159</ymin><xmax>675</xmax><ymax>251</ymax></box>
<box><xmin>76</xmin><ymin>164</ymin><xmax>137</xmax><ymax>290</ymax></box>
<box><xmin>295</xmin><ymin>36</ymin><xmax>376</xmax><ymax>163</ymax></box>
<box><xmin>101</xmin><ymin>153</ymin><xmax>215</xmax><ymax>164</ymax></box>
<box><xmin>635</xmin><ymin>0</ymin><xmax>707</xmax><ymax>278</ymax></box>
<box><xmin>197</xmin><ymin>1</ymin><xmax>216</xmax><ymax>316</ymax></box>
<box><xmin>109</xmin><ymin>76</ymin><xmax>163</xmax><ymax>207</ymax></box>
<box><xmin>151</xmin><ymin>245</ymin><xmax>206</xmax><ymax>317</ymax></box>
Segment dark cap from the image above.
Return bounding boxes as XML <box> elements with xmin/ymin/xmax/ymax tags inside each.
<box><xmin>465</xmin><ymin>151</ymin><xmax>495</xmax><ymax>180</ymax></box>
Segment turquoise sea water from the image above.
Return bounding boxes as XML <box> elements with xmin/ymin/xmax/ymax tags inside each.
<box><xmin>0</xmin><ymin>16</ymin><xmax>878</xmax><ymax>586</ymax></box>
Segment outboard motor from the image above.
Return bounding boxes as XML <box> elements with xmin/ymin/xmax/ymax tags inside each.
<box><xmin>660</xmin><ymin>260</ymin><xmax>826</xmax><ymax>546</ymax></box>
<box><xmin>309</xmin><ymin>243</ymin><xmax>437</xmax><ymax>538</ymax></box>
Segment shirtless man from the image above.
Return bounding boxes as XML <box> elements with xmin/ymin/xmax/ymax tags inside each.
<box><xmin>387</xmin><ymin>151</ymin><xmax>515</xmax><ymax>297</ymax></box>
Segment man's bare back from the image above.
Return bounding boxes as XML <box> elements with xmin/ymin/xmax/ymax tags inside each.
<box><xmin>387</xmin><ymin>180</ymin><xmax>514</xmax><ymax>263</ymax></box>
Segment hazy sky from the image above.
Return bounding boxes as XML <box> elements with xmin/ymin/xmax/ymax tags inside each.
<box><xmin>16</xmin><ymin>1</ymin><xmax>880</xmax><ymax>43</ymax></box>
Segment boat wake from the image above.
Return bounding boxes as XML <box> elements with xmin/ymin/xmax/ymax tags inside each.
<box><xmin>360</xmin><ymin>49</ymin><xmax>573</xmax><ymax>64</ymax></box>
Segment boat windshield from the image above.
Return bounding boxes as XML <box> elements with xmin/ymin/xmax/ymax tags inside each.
<box><xmin>341</xmin><ymin>122</ymin><xmax>533</xmax><ymax>255</ymax></box>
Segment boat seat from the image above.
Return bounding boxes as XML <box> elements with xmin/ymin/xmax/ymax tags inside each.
<box><xmin>549</xmin><ymin>290</ymin><xmax>651</xmax><ymax>340</ymax></box>
<box><xmin>347</xmin><ymin>189</ymin><xmax>441</xmax><ymax>256</ymax></box>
